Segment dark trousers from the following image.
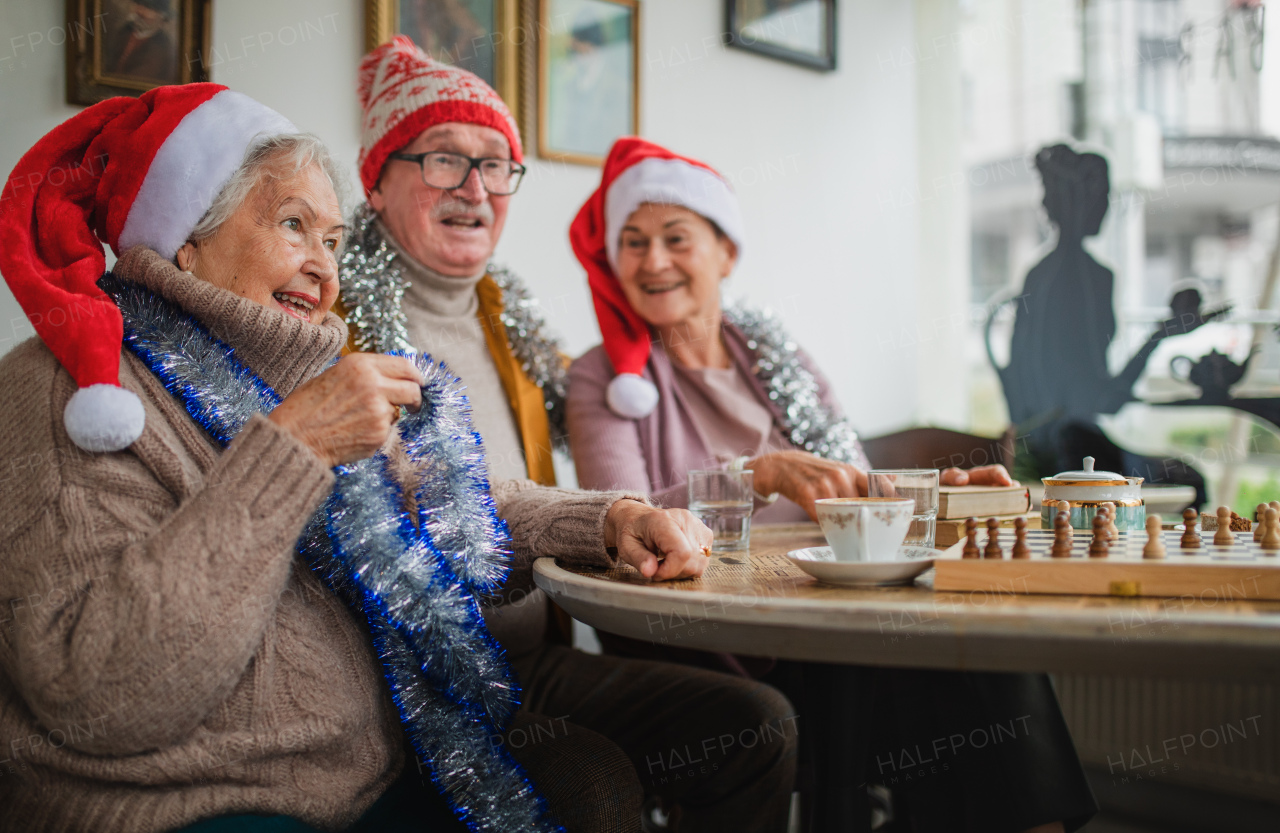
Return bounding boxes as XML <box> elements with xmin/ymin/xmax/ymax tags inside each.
<box><xmin>790</xmin><ymin>662</ymin><xmax>1096</xmax><ymax>833</ymax></box>
<box><xmin>601</xmin><ymin>634</ymin><xmax>1096</xmax><ymax>833</ymax></box>
<box><xmin>171</xmin><ymin>644</ymin><xmax>798</xmax><ymax>833</ymax></box>
<box><xmin>510</xmin><ymin>644</ymin><xmax>798</xmax><ymax>832</ymax></box>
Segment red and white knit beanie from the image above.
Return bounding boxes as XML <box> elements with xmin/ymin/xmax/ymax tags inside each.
<box><xmin>357</xmin><ymin>36</ymin><xmax>523</xmax><ymax>194</ymax></box>
<box><xmin>569</xmin><ymin>137</ymin><xmax>744</xmax><ymax>419</ymax></box>
<box><xmin>0</xmin><ymin>83</ymin><xmax>297</xmax><ymax>452</ymax></box>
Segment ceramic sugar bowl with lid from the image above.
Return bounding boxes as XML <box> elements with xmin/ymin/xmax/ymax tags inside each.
<box><xmin>1040</xmin><ymin>456</ymin><xmax>1145</xmax><ymax>531</ymax></box>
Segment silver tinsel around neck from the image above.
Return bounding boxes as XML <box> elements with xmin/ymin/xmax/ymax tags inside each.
<box><xmin>339</xmin><ymin>203</ymin><xmax>570</xmax><ymax>444</ymax></box>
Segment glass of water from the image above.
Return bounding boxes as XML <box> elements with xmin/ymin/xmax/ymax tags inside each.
<box><xmin>688</xmin><ymin>470</ymin><xmax>754</xmax><ymax>552</ymax></box>
<box><xmin>867</xmin><ymin>469</ymin><xmax>940</xmax><ymax>548</ymax></box>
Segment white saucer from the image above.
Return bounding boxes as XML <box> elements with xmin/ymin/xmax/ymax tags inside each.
<box><xmin>786</xmin><ymin>546</ymin><xmax>938</xmax><ymax>586</ymax></box>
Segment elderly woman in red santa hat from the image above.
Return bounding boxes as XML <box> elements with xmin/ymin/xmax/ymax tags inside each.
<box><xmin>0</xmin><ymin>89</ymin><xmax>799</xmax><ymax>833</ymax></box>
<box><xmin>567</xmin><ymin>140</ymin><xmax>1012</xmax><ymax>520</ymax></box>
<box><xmin>567</xmin><ymin>138</ymin><xmax>1098</xmax><ymax>833</ymax></box>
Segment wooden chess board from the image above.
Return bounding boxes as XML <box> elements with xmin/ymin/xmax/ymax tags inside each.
<box><xmin>936</xmin><ymin>528</ymin><xmax>1280</xmax><ymax>600</ymax></box>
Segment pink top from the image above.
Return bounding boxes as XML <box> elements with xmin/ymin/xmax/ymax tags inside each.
<box><xmin>568</xmin><ymin>321</ymin><xmax>863</xmax><ymax>523</ymax></box>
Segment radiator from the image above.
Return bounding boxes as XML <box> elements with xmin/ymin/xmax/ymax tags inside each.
<box><xmin>1054</xmin><ymin>675</ymin><xmax>1279</xmax><ymax>801</ymax></box>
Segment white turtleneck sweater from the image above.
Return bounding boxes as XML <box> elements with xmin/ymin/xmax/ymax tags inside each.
<box><xmin>382</xmin><ymin>222</ymin><xmax>529</xmax><ymax>483</ymax></box>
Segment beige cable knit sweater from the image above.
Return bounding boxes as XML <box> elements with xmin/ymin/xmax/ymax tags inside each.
<box><xmin>0</xmin><ymin>248</ymin><xmax>636</xmax><ymax>833</ymax></box>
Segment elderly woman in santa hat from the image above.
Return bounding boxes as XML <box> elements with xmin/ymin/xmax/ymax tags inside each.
<box><xmin>567</xmin><ymin>138</ymin><xmax>1098</xmax><ymax>833</ymax></box>
<box><xmin>0</xmin><ymin>88</ymin><xmax>799</xmax><ymax>833</ymax></box>
<box><xmin>567</xmin><ymin>139</ymin><xmax>1011</xmax><ymax>520</ymax></box>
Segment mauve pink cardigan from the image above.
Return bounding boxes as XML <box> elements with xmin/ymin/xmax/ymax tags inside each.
<box><xmin>567</xmin><ymin>321</ymin><xmax>868</xmax><ymax>510</ymax></box>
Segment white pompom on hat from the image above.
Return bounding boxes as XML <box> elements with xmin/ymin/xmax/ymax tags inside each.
<box><xmin>0</xmin><ymin>84</ymin><xmax>296</xmax><ymax>452</ymax></box>
<box><xmin>606</xmin><ymin>372</ymin><xmax>662</xmax><ymax>420</ymax></box>
<box><xmin>569</xmin><ymin>137</ymin><xmax>744</xmax><ymax>420</ymax></box>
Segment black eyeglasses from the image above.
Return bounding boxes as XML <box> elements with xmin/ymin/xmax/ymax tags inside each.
<box><xmin>389</xmin><ymin>150</ymin><xmax>526</xmax><ymax>196</ymax></box>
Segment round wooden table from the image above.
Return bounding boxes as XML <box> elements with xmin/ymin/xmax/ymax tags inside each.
<box><xmin>534</xmin><ymin>524</ymin><xmax>1280</xmax><ymax>679</ymax></box>
<box><xmin>537</xmin><ymin>523</ymin><xmax>1280</xmax><ymax>829</ymax></box>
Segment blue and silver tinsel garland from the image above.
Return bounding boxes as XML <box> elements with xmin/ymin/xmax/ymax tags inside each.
<box><xmin>338</xmin><ymin>203</ymin><xmax>570</xmax><ymax>444</ymax></box>
<box><xmin>104</xmin><ymin>274</ymin><xmax>561</xmax><ymax>833</ymax></box>
<box><xmin>723</xmin><ymin>302</ymin><xmax>871</xmax><ymax>469</ymax></box>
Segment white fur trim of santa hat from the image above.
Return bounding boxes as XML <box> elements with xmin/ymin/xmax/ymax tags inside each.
<box><xmin>118</xmin><ymin>90</ymin><xmax>297</xmax><ymax>260</ymax></box>
<box><xmin>603</xmin><ymin>156</ymin><xmax>744</xmax><ymax>273</ymax></box>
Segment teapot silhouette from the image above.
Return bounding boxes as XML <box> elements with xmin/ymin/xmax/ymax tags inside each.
<box><xmin>1169</xmin><ymin>348</ymin><xmax>1253</xmax><ymax>400</ymax></box>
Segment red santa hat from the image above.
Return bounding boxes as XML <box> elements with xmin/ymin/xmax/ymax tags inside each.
<box><xmin>357</xmin><ymin>36</ymin><xmax>523</xmax><ymax>194</ymax></box>
<box><xmin>569</xmin><ymin>137</ymin><xmax>744</xmax><ymax>419</ymax></box>
<box><xmin>0</xmin><ymin>83</ymin><xmax>297</xmax><ymax>452</ymax></box>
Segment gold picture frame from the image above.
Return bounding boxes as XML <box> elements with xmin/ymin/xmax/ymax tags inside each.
<box><xmin>364</xmin><ymin>0</ymin><xmax>532</xmax><ymax>133</ymax></box>
<box><xmin>537</xmin><ymin>0</ymin><xmax>639</xmax><ymax>166</ymax></box>
<box><xmin>66</xmin><ymin>0</ymin><xmax>211</xmax><ymax>106</ymax></box>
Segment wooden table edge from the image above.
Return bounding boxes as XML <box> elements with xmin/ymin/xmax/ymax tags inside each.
<box><xmin>533</xmin><ymin>557</ymin><xmax>1280</xmax><ymax>679</ymax></box>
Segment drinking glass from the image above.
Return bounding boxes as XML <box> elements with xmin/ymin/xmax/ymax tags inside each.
<box><xmin>688</xmin><ymin>470</ymin><xmax>754</xmax><ymax>552</ymax></box>
<box><xmin>867</xmin><ymin>469</ymin><xmax>940</xmax><ymax>548</ymax></box>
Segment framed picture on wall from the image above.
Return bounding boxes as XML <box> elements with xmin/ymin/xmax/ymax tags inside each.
<box><xmin>726</xmin><ymin>0</ymin><xmax>837</xmax><ymax>72</ymax></box>
<box><xmin>65</xmin><ymin>0</ymin><xmax>211</xmax><ymax>106</ymax></box>
<box><xmin>538</xmin><ymin>0</ymin><xmax>638</xmax><ymax>166</ymax></box>
<box><xmin>364</xmin><ymin>0</ymin><xmax>532</xmax><ymax>130</ymax></box>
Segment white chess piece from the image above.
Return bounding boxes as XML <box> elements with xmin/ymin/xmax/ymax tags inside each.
<box><xmin>1142</xmin><ymin>515</ymin><xmax>1165</xmax><ymax>559</ymax></box>
<box><xmin>1057</xmin><ymin>500</ymin><xmax>1072</xmax><ymax>537</ymax></box>
<box><xmin>1102</xmin><ymin>501</ymin><xmax>1119</xmax><ymax>542</ymax></box>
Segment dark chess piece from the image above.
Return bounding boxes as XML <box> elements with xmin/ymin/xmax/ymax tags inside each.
<box><xmin>1262</xmin><ymin>508</ymin><xmax>1280</xmax><ymax>551</ymax></box>
<box><xmin>1012</xmin><ymin>516</ymin><xmax>1031</xmax><ymax>559</ymax></box>
<box><xmin>1214</xmin><ymin>506</ymin><xmax>1235</xmax><ymax>546</ymax></box>
<box><xmin>1051</xmin><ymin>512</ymin><xmax>1073</xmax><ymax>558</ymax></box>
<box><xmin>1181</xmin><ymin>507</ymin><xmax>1201</xmax><ymax>549</ymax></box>
<box><xmin>963</xmin><ymin>518</ymin><xmax>980</xmax><ymax>559</ymax></box>
<box><xmin>1089</xmin><ymin>514</ymin><xmax>1109</xmax><ymax>558</ymax></box>
<box><xmin>984</xmin><ymin>518</ymin><xmax>1003</xmax><ymax>559</ymax></box>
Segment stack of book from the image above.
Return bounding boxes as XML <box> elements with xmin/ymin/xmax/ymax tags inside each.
<box><xmin>933</xmin><ymin>485</ymin><xmax>1036</xmax><ymax>547</ymax></box>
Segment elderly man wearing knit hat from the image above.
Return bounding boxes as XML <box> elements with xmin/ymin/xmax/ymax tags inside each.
<box><xmin>339</xmin><ymin>38</ymin><xmax>798</xmax><ymax>833</ymax></box>
<box><xmin>341</xmin><ymin>36</ymin><xmax>563</xmax><ymax>487</ymax></box>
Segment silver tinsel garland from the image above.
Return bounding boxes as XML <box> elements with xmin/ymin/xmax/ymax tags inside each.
<box><xmin>338</xmin><ymin>203</ymin><xmax>569</xmax><ymax>443</ymax></box>
<box><xmin>723</xmin><ymin>302</ymin><xmax>871</xmax><ymax>469</ymax></box>
<box><xmin>107</xmin><ymin>275</ymin><xmax>561</xmax><ymax>832</ymax></box>
<box><xmin>488</xmin><ymin>265</ymin><xmax>570</xmax><ymax>446</ymax></box>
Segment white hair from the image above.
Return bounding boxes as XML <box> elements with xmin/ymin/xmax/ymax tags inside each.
<box><xmin>187</xmin><ymin>133</ymin><xmax>347</xmax><ymax>243</ymax></box>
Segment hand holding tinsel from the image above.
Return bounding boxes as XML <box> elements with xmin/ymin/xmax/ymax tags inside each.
<box><xmin>269</xmin><ymin>353</ymin><xmax>424</xmax><ymax>467</ymax></box>
<box><xmin>605</xmin><ymin>499</ymin><xmax>713</xmax><ymax>580</ymax></box>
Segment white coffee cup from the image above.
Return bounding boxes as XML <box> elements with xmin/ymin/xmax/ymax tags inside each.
<box><xmin>815</xmin><ymin>497</ymin><xmax>916</xmax><ymax>562</ymax></box>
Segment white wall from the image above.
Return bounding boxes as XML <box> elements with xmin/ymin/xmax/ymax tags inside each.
<box><xmin>0</xmin><ymin>0</ymin><xmax>930</xmax><ymax>437</ymax></box>
<box><xmin>0</xmin><ymin>1</ymin><xmax>91</xmax><ymax>354</ymax></box>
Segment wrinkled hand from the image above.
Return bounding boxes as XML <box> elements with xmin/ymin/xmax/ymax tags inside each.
<box><xmin>940</xmin><ymin>465</ymin><xmax>1014</xmax><ymax>487</ymax></box>
<box><xmin>269</xmin><ymin>353</ymin><xmax>423</xmax><ymax>468</ymax></box>
<box><xmin>747</xmin><ymin>450</ymin><xmax>868</xmax><ymax>522</ymax></box>
<box><xmin>604</xmin><ymin>500</ymin><xmax>712</xmax><ymax>581</ymax></box>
